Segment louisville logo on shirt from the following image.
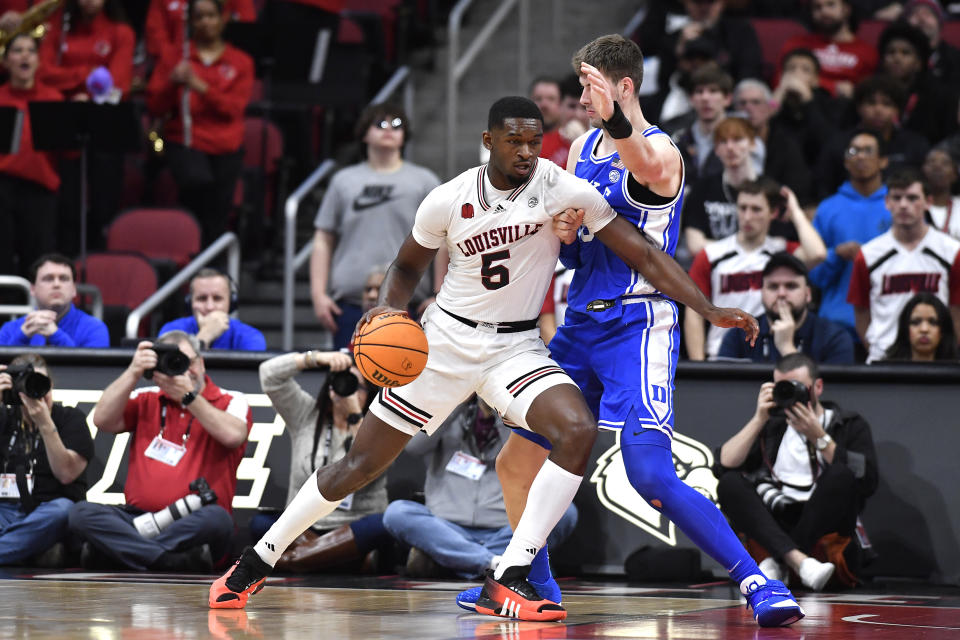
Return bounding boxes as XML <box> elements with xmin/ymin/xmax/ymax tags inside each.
<box><xmin>881</xmin><ymin>272</ymin><xmax>941</xmax><ymax>295</ymax></box>
<box><xmin>720</xmin><ymin>270</ymin><xmax>763</xmax><ymax>294</ymax></box>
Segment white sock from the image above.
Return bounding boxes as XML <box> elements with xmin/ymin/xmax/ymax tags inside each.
<box><xmin>253</xmin><ymin>473</ymin><xmax>341</xmax><ymax>567</ymax></box>
<box><xmin>494</xmin><ymin>459</ymin><xmax>581</xmax><ymax>580</ymax></box>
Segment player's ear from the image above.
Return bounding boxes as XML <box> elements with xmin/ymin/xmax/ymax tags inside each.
<box><xmin>482</xmin><ymin>130</ymin><xmax>493</xmax><ymax>150</ymax></box>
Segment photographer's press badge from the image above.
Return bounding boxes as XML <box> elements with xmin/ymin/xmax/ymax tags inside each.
<box><xmin>445</xmin><ymin>451</ymin><xmax>485</xmax><ymax>480</ymax></box>
<box><xmin>145</xmin><ymin>434</ymin><xmax>186</xmax><ymax>466</ymax></box>
<box><xmin>0</xmin><ymin>473</ymin><xmax>32</xmax><ymax>498</ymax></box>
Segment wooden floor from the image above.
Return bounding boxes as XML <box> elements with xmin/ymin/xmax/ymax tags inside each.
<box><xmin>1</xmin><ymin>571</ymin><xmax>959</xmax><ymax>639</ymax></box>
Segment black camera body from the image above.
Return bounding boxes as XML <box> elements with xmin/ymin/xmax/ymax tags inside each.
<box><xmin>144</xmin><ymin>343</ymin><xmax>191</xmax><ymax>379</ymax></box>
<box><xmin>329</xmin><ymin>369</ymin><xmax>359</xmax><ymax>397</ymax></box>
<box><xmin>771</xmin><ymin>379</ymin><xmax>810</xmax><ymax>415</ymax></box>
<box><xmin>2</xmin><ymin>363</ymin><xmax>51</xmax><ymax>405</ymax></box>
<box><xmin>189</xmin><ymin>476</ymin><xmax>218</xmax><ymax>505</ymax></box>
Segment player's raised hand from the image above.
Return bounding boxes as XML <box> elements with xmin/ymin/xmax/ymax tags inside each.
<box><xmin>580</xmin><ymin>62</ymin><xmax>615</xmax><ymax>120</ymax></box>
<box><xmin>355</xmin><ymin>305</ymin><xmax>406</xmax><ymax>341</ymax></box>
<box><xmin>552</xmin><ymin>208</ymin><xmax>584</xmax><ymax>244</ymax></box>
<box><xmin>704</xmin><ymin>307</ymin><xmax>760</xmax><ymax>346</ymax></box>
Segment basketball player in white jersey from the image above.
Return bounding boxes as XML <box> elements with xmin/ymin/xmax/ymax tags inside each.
<box><xmin>210</xmin><ymin>96</ymin><xmax>758</xmax><ymax>620</ymax></box>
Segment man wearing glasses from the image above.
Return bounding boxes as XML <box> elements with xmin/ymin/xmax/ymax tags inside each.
<box><xmin>309</xmin><ymin>103</ymin><xmax>441</xmax><ymax>348</ymax></box>
<box><xmin>809</xmin><ymin>129</ymin><xmax>892</xmax><ymax>356</ymax></box>
<box><xmin>68</xmin><ymin>331</ymin><xmax>253</xmax><ymax>571</ymax></box>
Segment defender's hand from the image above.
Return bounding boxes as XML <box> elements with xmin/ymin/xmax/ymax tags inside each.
<box><xmin>704</xmin><ymin>307</ymin><xmax>760</xmax><ymax>346</ymax></box>
<box><xmin>553</xmin><ymin>208</ymin><xmax>584</xmax><ymax>245</ymax></box>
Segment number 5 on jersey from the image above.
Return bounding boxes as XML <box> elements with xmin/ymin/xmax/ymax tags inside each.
<box><xmin>481</xmin><ymin>250</ymin><xmax>511</xmax><ymax>290</ymax></box>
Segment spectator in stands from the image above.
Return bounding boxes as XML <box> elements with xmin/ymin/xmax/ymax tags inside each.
<box><xmin>923</xmin><ymin>147</ymin><xmax>960</xmax><ymax>240</ymax></box>
<box><xmin>733</xmin><ymin>78</ymin><xmax>814</xmax><ymax>205</ymax></box>
<box><xmin>810</xmin><ymin>130</ymin><xmax>892</xmax><ymax>347</ymax></box>
<box><xmin>69</xmin><ymin>332</ymin><xmax>252</xmax><ymax>571</ymax></box>
<box><xmin>771</xmin><ymin>48</ymin><xmax>848</xmax><ymax>169</ymax></box>
<box><xmin>816</xmin><ymin>75</ymin><xmax>929</xmax><ymax>200</ymax></box>
<box><xmin>685</xmin><ymin>179</ymin><xmax>826</xmax><ymax>360</ymax></box>
<box><xmin>848</xmin><ymin>168</ymin><xmax>960</xmax><ymax>362</ymax></box>
<box><xmin>39</xmin><ymin>0</ymin><xmax>134</xmax><ymax>255</ymax></box>
<box><xmin>310</xmin><ymin>102</ymin><xmax>440</xmax><ymax>349</ymax></box>
<box><xmin>715</xmin><ymin>353</ymin><xmax>879</xmax><ymax>591</ymax></box>
<box><xmin>38</xmin><ymin>0</ymin><xmax>134</xmax><ymax>99</ymax></box>
<box><xmin>530</xmin><ymin>76</ymin><xmax>570</xmax><ymax>166</ymax></box>
<box><xmin>0</xmin><ymin>34</ymin><xmax>62</xmax><ymax>278</ymax></box>
<box><xmin>671</xmin><ymin>64</ymin><xmax>733</xmax><ymax>187</ymax></box>
<box><xmin>718</xmin><ymin>251</ymin><xmax>855</xmax><ymax>363</ymax></box>
<box><xmin>779</xmin><ymin>0</ymin><xmax>878</xmax><ymax>98</ymax></box>
<box><xmin>0</xmin><ymin>354</ymin><xmax>94</xmax><ymax>566</ymax></box>
<box><xmin>877</xmin><ymin>21</ymin><xmax>959</xmax><ymax>146</ymax></box>
<box><xmin>145</xmin><ymin>0</ymin><xmax>254</xmax><ymax>62</ymax></box>
<box><xmin>145</xmin><ymin>0</ymin><xmax>254</xmax><ymax>245</ymax></box>
<box><xmin>882</xmin><ymin>291</ymin><xmax>958</xmax><ymax>361</ymax></box>
<box><xmin>537</xmin><ymin>75</ymin><xmax>588</xmax><ymax>168</ymax></box>
<box><xmin>382</xmin><ymin>395</ymin><xmax>577</xmax><ymax>579</ymax></box>
<box><xmin>0</xmin><ymin>254</ymin><xmax>109</xmax><ymax>348</ymax></box>
<box><xmin>254</xmin><ymin>349</ymin><xmax>391</xmax><ymax>573</ymax></box>
<box><xmin>903</xmin><ymin>0</ymin><xmax>960</xmax><ymax>86</ymax></box>
<box><xmin>158</xmin><ymin>268</ymin><xmax>265</xmax><ymax>351</ymax></box>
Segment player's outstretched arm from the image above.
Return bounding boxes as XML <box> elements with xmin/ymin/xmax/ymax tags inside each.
<box><xmin>594</xmin><ymin>217</ymin><xmax>759</xmax><ymax>343</ymax></box>
<box><xmin>357</xmin><ymin>233</ymin><xmax>438</xmax><ymax>332</ymax></box>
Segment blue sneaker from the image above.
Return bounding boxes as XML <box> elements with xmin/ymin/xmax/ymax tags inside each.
<box><xmin>456</xmin><ymin>577</ymin><xmax>562</xmax><ymax>611</ymax></box>
<box><xmin>741</xmin><ymin>576</ymin><xmax>805</xmax><ymax>627</ymax></box>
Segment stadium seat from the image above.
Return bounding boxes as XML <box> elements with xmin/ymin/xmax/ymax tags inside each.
<box><xmin>76</xmin><ymin>252</ymin><xmax>158</xmax><ymax>343</ymax></box>
<box><xmin>750</xmin><ymin>18</ymin><xmax>808</xmax><ymax>84</ymax></box>
<box><xmin>106</xmin><ymin>208</ymin><xmax>202</xmax><ymax>269</ymax></box>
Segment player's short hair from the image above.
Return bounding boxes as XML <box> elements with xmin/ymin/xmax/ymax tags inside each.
<box><xmin>781</xmin><ymin>47</ymin><xmax>820</xmax><ymax>74</ymax></box>
<box><xmin>738</xmin><ymin>176</ymin><xmax>784</xmax><ymax>212</ymax></box>
<box><xmin>853</xmin><ymin>75</ymin><xmax>905</xmax><ymax>113</ymax></box>
<box><xmin>713</xmin><ymin>117</ymin><xmax>755</xmax><ymax>143</ymax></box>
<box><xmin>846</xmin><ymin>127</ymin><xmax>887</xmax><ymax>157</ymax></box>
<box><xmin>487</xmin><ymin>96</ymin><xmax>543</xmax><ymax>130</ymax></box>
<box><xmin>354</xmin><ymin>102</ymin><xmax>411</xmax><ymax>141</ymax></box>
<box><xmin>29</xmin><ymin>253</ymin><xmax>77</xmax><ymax>284</ymax></box>
<box><xmin>776</xmin><ymin>352</ymin><xmax>819</xmax><ymax>381</ymax></box>
<box><xmin>886</xmin><ymin>167</ymin><xmax>926</xmax><ymax>195</ymax></box>
<box><xmin>571</xmin><ymin>34</ymin><xmax>643</xmax><ymax>95</ymax></box>
<box><xmin>689</xmin><ymin>63</ymin><xmax>733</xmax><ymax>95</ymax></box>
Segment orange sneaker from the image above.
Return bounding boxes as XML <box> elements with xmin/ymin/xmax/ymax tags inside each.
<box><xmin>474</xmin><ymin>566</ymin><xmax>567</xmax><ymax>622</ymax></box>
<box><xmin>209</xmin><ymin>547</ymin><xmax>271</xmax><ymax>609</ymax></box>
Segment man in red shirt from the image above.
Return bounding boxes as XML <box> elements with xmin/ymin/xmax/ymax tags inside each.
<box><xmin>68</xmin><ymin>331</ymin><xmax>253</xmax><ymax>571</ymax></box>
<box><xmin>779</xmin><ymin>0</ymin><xmax>877</xmax><ymax>98</ymax></box>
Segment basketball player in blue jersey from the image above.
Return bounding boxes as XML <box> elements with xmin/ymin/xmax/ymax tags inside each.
<box><xmin>459</xmin><ymin>35</ymin><xmax>806</xmax><ymax>628</ymax></box>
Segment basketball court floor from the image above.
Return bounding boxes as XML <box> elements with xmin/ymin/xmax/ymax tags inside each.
<box><xmin>1</xmin><ymin>570</ymin><xmax>958</xmax><ymax>639</ymax></box>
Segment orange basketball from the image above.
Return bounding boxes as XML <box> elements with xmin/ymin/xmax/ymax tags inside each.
<box><xmin>352</xmin><ymin>312</ymin><xmax>429</xmax><ymax>387</ymax></box>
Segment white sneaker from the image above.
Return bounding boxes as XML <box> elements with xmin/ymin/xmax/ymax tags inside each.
<box><xmin>489</xmin><ymin>554</ymin><xmax>502</xmax><ymax>571</ymax></box>
<box><xmin>799</xmin><ymin>557</ymin><xmax>835</xmax><ymax>591</ymax></box>
<box><xmin>759</xmin><ymin>556</ymin><xmax>787</xmax><ymax>583</ymax></box>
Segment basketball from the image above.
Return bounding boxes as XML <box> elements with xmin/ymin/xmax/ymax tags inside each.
<box><xmin>352</xmin><ymin>312</ymin><xmax>429</xmax><ymax>387</ymax></box>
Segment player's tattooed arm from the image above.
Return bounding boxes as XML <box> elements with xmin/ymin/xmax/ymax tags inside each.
<box><xmin>594</xmin><ymin>218</ymin><xmax>760</xmax><ymax>344</ymax></box>
<box><xmin>358</xmin><ymin>233</ymin><xmax>438</xmax><ymax>332</ymax></box>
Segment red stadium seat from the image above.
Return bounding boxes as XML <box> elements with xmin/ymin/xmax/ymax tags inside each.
<box><xmin>750</xmin><ymin>18</ymin><xmax>809</xmax><ymax>83</ymax></box>
<box><xmin>106</xmin><ymin>208</ymin><xmax>202</xmax><ymax>269</ymax></box>
<box><xmin>77</xmin><ymin>252</ymin><xmax>159</xmax><ymax>342</ymax></box>
<box><xmin>943</xmin><ymin>21</ymin><xmax>960</xmax><ymax>48</ymax></box>
<box><xmin>243</xmin><ymin>117</ymin><xmax>284</xmax><ymax>173</ymax></box>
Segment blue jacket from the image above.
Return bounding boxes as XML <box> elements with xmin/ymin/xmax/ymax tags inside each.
<box><xmin>0</xmin><ymin>304</ymin><xmax>109</xmax><ymax>347</ymax></box>
<box><xmin>159</xmin><ymin>316</ymin><xmax>266</xmax><ymax>351</ymax></box>
<box><xmin>809</xmin><ymin>182</ymin><xmax>890</xmax><ymax>330</ymax></box>
<box><xmin>717</xmin><ymin>311</ymin><xmax>855</xmax><ymax>364</ymax></box>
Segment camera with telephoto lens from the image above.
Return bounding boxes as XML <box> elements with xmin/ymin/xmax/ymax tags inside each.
<box><xmin>755</xmin><ymin>479</ymin><xmax>796</xmax><ymax>513</ymax></box>
<box><xmin>329</xmin><ymin>369</ymin><xmax>359</xmax><ymax>397</ymax></box>
<box><xmin>143</xmin><ymin>342</ymin><xmax>191</xmax><ymax>380</ymax></box>
<box><xmin>2</xmin><ymin>363</ymin><xmax>51</xmax><ymax>405</ymax></box>
<box><xmin>132</xmin><ymin>477</ymin><xmax>218</xmax><ymax>538</ymax></box>
<box><xmin>770</xmin><ymin>379</ymin><xmax>810</xmax><ymax>416</ymax></box>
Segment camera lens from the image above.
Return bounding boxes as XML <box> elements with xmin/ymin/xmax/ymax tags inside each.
<box><xmin>772</xmin><ymin>380</ymin><xmax>809</xmax><ymax>409</ymax></box>
<box><xmin>21</xmin><ymin>371</ymin><xmax>51</xmax><ymax>399</ymax></box>
<box><xmin>159</xmin><ymin>350</ymin><xmax>190</xmax><ymax>376</ymax></box>
<box><xmin>330</xmin><ymin>370</ymin><xmax>359</xmax><ymax>397</ymax></box>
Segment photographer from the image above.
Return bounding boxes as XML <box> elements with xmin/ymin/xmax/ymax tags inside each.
<box><xmin>254</xmin><ymin>349</ymin><xmax>390</xmax><ymax>573</ymax></box>
<box><xmin>714</xmin><ymin>353</ymin><xmax>878</xmax><ymax>591</ymax></box>
<box><xmin>68</xmin><ymin>331</ymin><xmax>252</xmax><ymax>571</ymax></box>
<box><xmin>0</xmin><ymin>354</ymin><xmax>93</xmax><ymax>565</ymax></box>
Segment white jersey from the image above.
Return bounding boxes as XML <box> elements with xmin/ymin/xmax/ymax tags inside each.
<box><xmin>689</xmin><ymin>234</ymin><xmax>797</xmax><ymax>358</ymax></box>
<box><xmin>413</xmin><ymin>158</ymin><xmax>615</xmax><ymax>323</ymax></box>
<box><xmin>848</xmin><ymin>227</ymin><xmax>960</xmax><ymax>362</ymax></box>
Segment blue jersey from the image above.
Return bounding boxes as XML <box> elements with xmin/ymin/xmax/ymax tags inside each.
<box><xmin>564</xmin><ymin>126</ymin><xmax>684</xmax><ymax>313</ymax></box>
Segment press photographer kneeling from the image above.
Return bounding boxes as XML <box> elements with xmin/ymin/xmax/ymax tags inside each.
<box><xmin>68</xmin><ymin>331</ymin><xmax>252</xmax><ymax>571</ymax></box>
<box><xmin>714</xmin><ymin>353</ymin><xmax>879</xmax><ymax>591</ymax></box>
<box><xmin>0</xmin><ymin>355</ymin><xmax>93</xmax><ymax>566</ymax></box>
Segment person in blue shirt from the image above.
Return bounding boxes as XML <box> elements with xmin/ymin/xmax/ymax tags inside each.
<box><xmin>719</xmin><ymin>251</ymin><xmax>854</xmax><ymax>364</ymax></box>
<box><xmin>0</xmin><ymin>254</ymin><xmax>109</xmax><ymax>347</ymax></box>
<box><xmin>159</xmin><ymin>268</ymin><xmax>266</xmax><ymax>351</ymax></box>
<box><xmin>809</xmin><ymin>129</ymin><xmax>892</xmax><ymax>345</ymax></box>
